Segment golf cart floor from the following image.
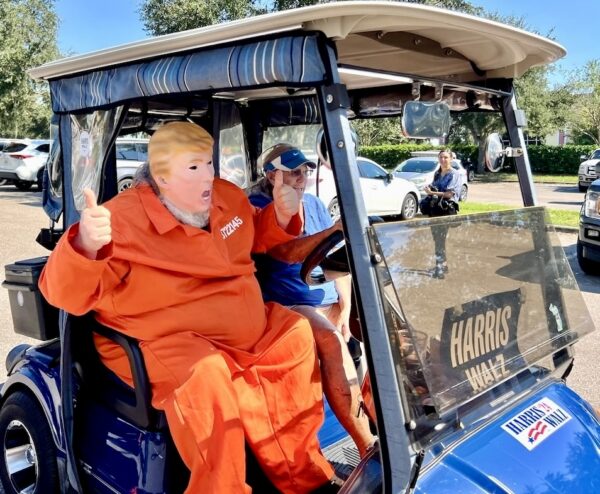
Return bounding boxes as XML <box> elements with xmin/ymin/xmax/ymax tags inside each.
<box><xmin>323</xmin><ymin>436</ymin><xmax>361</xmax><ymax>480</ymax></box>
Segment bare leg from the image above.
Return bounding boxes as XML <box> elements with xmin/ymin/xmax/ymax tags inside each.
<box><xmin>292</xmin><ymin>305</ymin><xmax>376</xmax><ymax>457</ymax></box>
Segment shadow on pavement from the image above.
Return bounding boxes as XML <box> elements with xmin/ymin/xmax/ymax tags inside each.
<box><xmin>0</xmin><ymin>186</ymin><xmax>42</xmax><ymax>207</ymax></box>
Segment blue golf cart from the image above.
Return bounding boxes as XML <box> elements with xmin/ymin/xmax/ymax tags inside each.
<box><xmin>1</xmin><ymin>2</ymin><xmax>599</xmax><ymax>493</ymax></box>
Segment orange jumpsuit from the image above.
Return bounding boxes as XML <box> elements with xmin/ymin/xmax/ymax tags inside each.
<box><xmin>39</xmin><ymin>179</ymin><xmax>334</xmax><ymax>493</ymax></box>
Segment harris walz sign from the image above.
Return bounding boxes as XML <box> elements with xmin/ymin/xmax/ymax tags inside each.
<box><xmin>439</xmin><ymin>289</ymin><xmax>522</xmax><ymax>395</ymax></box>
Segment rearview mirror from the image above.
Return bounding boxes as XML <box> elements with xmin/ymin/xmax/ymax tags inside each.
<box><xmin>401</xmin><ymin>101</ymin><xmax>451</xmax><ymax>140</ymax></box>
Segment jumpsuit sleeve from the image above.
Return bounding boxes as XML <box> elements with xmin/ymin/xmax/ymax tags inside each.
<box><xmin>251</xmin><ymin>202</ymin><xmax>302</xmax><ymax>254</ymax></box>
<box><xmin>39</xmin><ymin>223</ymin><xmax>129</xmax><ymax>316</ymax></box>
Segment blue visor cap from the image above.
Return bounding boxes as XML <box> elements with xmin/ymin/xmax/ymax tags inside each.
<box><xmin>263</xmin><ymin>149</ymin><xmax>316</xmax><ymax>172</ymax></box>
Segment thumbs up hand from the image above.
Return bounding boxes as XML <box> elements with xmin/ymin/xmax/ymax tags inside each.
<box><xmin>74</xmin><ymin>188</ymin><xmax>112</xmax><ymax>259</ymax></box>
<box><xmin>272</xmin><ymin>170</ymin><xmax>299</xmax><ymax>228</ymax></box>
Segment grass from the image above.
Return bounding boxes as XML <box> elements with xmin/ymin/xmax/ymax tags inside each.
<box><xmin>459</xmin><ymin>201</ymin><xmax>580</xmax><ymax>228</ymax></box>
<box><xmin>476</xmin><ymin>173</ymin><xmax>577</xmax><ymax>185</ymax></box>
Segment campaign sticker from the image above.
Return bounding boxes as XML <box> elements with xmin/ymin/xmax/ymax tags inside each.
<box><xmin>501</xmin><ymin>397</ymin><xmax>571</xmax><ymax>451</ymax></box>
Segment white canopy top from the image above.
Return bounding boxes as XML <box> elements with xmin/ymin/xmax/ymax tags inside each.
<box><xmin>30</xmin><ymin>1</ymin><xmax>565</xmax><ymax>83</ymax></box>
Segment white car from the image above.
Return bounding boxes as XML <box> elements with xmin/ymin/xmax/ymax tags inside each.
<box><xmin>306</xmin><ymin>156</ymin><xmax>420</xmax><ymax>220</ymax></box>
<box><xmin>578</xmin><ymin>149</ymin><xmax>599</xmax><ymax>192</ymax></box>
<box><xmin>0</xmin><ymin>139</ymin><xmax>50</xmax><ymax>190</ymax></box>
<box><xmin>116</xmin><ymin>138</ymin><xmax>149</xmax><ymax>192</ymax></box>
<box><xmin>394</xmin><ymin>153</ymin><xmax>469</xmax><ymax>201</ymax></box>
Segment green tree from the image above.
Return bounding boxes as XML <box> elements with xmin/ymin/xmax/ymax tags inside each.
<box><xmin>352</xmin><ymin>118</ymin><xmax>406</xmax><ymax>147</ymax></box>
<box><xmin>0</xmin><ymin>0</ymin><xmax>59</xmax><ymax>138</ymax></box>
<box><xmin>567</xmin><ymin>60</ymin><xmax>600</xmax><ymax>145</ymax></box>
<box><xmin>139</xmin><ymin>0</ymin><xmax>483</xmax><ymax>35</ymax></box>
<box><xmin>514</xmin><ymin>66</ymin><xmax>573</xmax><ymax>139</ymax></box>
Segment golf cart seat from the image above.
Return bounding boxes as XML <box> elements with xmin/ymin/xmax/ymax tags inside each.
<box><xmin>67</xmin><ymin>313</ymin><xmax>279</xmax><ymax>493</ymax></box>
<box><xmin>69</xmin><ymin>313</ymin><xmax>165</xmax><ymax>430</ymax></box>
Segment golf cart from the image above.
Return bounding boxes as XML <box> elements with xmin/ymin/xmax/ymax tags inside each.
<box><xmin>1</xmin><ymin>2</ymin><xmax>599</xmax><ymax>493</ymax></box>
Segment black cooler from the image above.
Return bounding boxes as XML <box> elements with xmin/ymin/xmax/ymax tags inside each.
<box><xmin>3</xmin><ymin>257</ymin><xmax>59</xmax><ymax>340</ymax></box>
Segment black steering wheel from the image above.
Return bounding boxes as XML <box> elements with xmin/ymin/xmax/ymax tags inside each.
<box><xmin>300</xmin><ymin>230</ymin><xmax>350</xmax><ymax>286</ymax></box>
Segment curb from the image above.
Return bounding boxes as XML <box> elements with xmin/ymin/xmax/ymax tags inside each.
<box><xmin>552</xmin><ymin>226</ymin><xmax>578</xmax><ymax>234</ymax></box>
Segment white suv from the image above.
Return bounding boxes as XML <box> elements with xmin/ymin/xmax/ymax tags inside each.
<box><xmin>116</xmin><ymin>139</ymin><xmax>148</xmax><ymax>192</ymax></box>
<box><xmin>0</xmin><ymin>139</ymin><xmax>50</xmax><ymax>190</ymax></box>
<box><xmin>578</xmin><ymin>149</ymin><xmax>600</xmax><ymax>192</ymax></box>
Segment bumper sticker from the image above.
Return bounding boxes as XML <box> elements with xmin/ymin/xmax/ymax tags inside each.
<box><xmin>501</xmin><ymin>397</ymin><xmax>572</xmax><ymax>451</ymax></box>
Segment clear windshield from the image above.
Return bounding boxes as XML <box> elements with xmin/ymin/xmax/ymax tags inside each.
<box><xmin>396</xmin><ymin>159</ymin><xmax>437</xmax><ymax>173</ymax></box>
<box><xmin>373</xmin><ymin>208</ymin><xmax>595</xmax><ymax>415</ymax></box>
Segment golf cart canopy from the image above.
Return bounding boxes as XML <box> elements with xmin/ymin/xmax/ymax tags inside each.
<box><xmin>30</xmin><ymin>1</ymin><xmax>565</xmax><ymax>108</ymax></box>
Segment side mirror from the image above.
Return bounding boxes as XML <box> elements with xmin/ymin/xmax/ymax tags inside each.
<box><xmin>401</xmin><ymin>101</ymin><xmax>451</xmax><ymax>140</ymax></box>
<box><xmin>484</xmin><ymin>133</ymin><xmax>505</xmax><ymax>172</ymax></box>
<box><xmin>483</xmin><ymin>133</ymin><xmax>524</xmax><ymax>173</ymax></box>
<box><xmin>580</xmin><ymin>155</ymin><xmax>588</xmax><ymax>162</ymax></box>
<box><xmin>386</xmin><ymin>172</ymin><xmax>393</xmax><ymax>184</ymax></box>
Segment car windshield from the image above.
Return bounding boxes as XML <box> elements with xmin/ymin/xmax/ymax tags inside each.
<box><xmin>591</xmin><ymin>150</ymin><xmax>600</xmax><ymax>160</ymax></box>
<box><xmin>372</xmin><ymin>208</ymin><xmax>595</xmax><ymax>415</ymax></box>
<box><xmin>3</xmin><ymin>143</ymin><xmax>27</xmax><ymax>153</ymax></box>
<box><xmin>396</xmin><ymin>159</ymin><xmax>437</xmax><ymax>173</ymax></box>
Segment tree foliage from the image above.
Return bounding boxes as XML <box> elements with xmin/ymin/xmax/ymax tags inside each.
<box><xmin>514</xmin><ymin>66</ymin><xmax>573</xmax><ymax>140</ymax></box>
<box><xmin>0</xmin><ymin>0</ymin><xmax>59</xmax><ymax>138</ymax></box>
<box><xmin>353</xmin><ymin>118</ymin><xmax>406</xmax><ymax>147</ymax></box>
<box><xmin>139</xmin><ymin>0</ymin><xmax>483</xmax><ymax>35</ymax></box>
<box><xmin>567</xmin><ymin>60</ymin><xmax>600</xmax><ymax>145</ymax></box>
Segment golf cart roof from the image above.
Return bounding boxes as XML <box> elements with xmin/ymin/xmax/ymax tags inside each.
<box><xmin>30</xmin><ymin>1</ymin><xmax>565</xmax><ymax>84</ymax></box>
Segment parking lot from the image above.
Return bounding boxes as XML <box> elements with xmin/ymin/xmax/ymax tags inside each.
<box><xmin>0</xmin><ymin>182</ymin><xmax>598</xmax><ymax>412</ymax></box>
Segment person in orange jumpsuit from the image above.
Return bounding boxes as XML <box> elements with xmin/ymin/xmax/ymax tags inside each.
<box><xmin>39</xmin><ymin>122</ymin><xmax>337</xmax><ymax>494</ymax></box>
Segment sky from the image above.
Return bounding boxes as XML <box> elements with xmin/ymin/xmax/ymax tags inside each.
<box><xmin>55</xmin><ymin>0</ymin><xmax>598</xmax><ymax>84</ymax></box>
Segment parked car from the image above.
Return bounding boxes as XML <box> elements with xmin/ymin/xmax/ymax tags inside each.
<box><xmin>577</xmin><ymin>178</ymin><xmax>600</xmax><ymax>274</ymax></box>
<box><xmin>0</xmin><ymin>138</ymin><xmax>14</xmax><ymax>152</ymax></box>
<box><xmin>0</xmin><ymin>140</ymin><xmax>10</xmax><ymax>186</ymax></box>
<box><xmin>394</xmin><ymin>153</ymin><xmax>469</xmax><ymax>201</ymax></box>
<box><xmin>578</xmin><ymin>149</ymin><xmax>599</xmax><ymax>192</ymax></box>
<box><xmin>306</xmin><ymin>156</ymin><xmax>420</xmax><ymax>220</ymax></box>
<box><xmin>116</xmin><ymin>138</ymin><xmax>148</xmax><ymax>192</ymax></box>
<box><xmin>457</xmin><ymin>154</ymin><xmax>476</xmax><ymax>181</ymax></box>
<box><xmin>0</xmin><ymin>139</ymin><xmax>50</xmax><ymax>190</ymax></box>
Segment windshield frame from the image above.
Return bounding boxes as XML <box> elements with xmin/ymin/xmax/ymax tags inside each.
<box><xmin>368</xmin><ymin>207</ymin><xmax>594</xmax><ymax>446</ymax></box>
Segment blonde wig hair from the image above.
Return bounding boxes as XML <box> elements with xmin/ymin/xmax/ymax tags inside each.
<box><xmin>148</xmin><ymin>121</ymin><xmax>214</xmax><ymax>178</ymax></box>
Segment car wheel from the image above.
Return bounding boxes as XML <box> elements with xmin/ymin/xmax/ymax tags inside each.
<box><xmin>14</xmin><ymin>181</ymin><xmax>32</xmax><ymax>191</ymax></box>
<box><xmin>400</xmin><ymin>193</ymin><xmax>418</xmax><ymax>220</ymax></box>
<box><xmin>0</xmin><ymin>392</ymin><xmax>59</xmax><ymax>494</ymax></box>
<box><xmin>578</xmin><ymin>183</ymin><xmax>587</xmax><ymax>192</ymax></box>
<box><xmin>118</xmin><ymin>177</ymin><xmax>134</xmax><ymax>193</ymax></box>
<box><xmin>460</xmin><ymin>184</ymin><xmax>468</xmax><ymax>202</ymax></box>
<box><xmin>577</xmin><ymin>241</ymin><xmax>600</xmax><ymax>275</ymax></box>
<box><xmin>36</xmin><ymin>168</ymin><xmax>44</xmax><ymax>191</ymax></box>
<box><xmin>328</xmin><ymin>197</ymin><xmax>340</xmax><ymax>220</ymax></box>
<box><xmin>467</xmin><ymin>169</ymin><xmax>475</xmax><ymax>182</ymax></box>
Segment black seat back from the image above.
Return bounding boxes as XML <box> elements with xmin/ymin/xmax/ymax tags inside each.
<box><xmin>70</xmin><ymin>313</ymin><xmax>166</xmax><ymax>430</ymax></box>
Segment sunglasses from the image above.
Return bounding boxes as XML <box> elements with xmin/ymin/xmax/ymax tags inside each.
<box><xmin>285</xmin><ymin>166</ymin><xmax>313</xmax><ymax>178</ymax></box>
